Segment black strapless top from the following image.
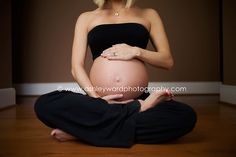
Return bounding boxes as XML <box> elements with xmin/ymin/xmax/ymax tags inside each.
<box><xmin>88</xmin><ymin>23</ymin><xmax>150</xmax><ymax>60</ymax></box>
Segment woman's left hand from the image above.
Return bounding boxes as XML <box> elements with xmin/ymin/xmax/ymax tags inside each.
<box><xmin>101</xmin><ymin>43</ymin><xmax>139</xmax><ymax>60</ymax></box>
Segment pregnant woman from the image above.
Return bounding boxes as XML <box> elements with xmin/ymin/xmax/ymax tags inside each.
<box><xmin>34</xmin><ymin>0</ymin><xmax>197</xmax><ymax>147</ymax></box>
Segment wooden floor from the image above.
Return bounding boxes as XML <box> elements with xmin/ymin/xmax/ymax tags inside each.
<box><xmin>0</xmin><ymin>96</ymin><xmax>236</xmax><ymax>157</ymax></box>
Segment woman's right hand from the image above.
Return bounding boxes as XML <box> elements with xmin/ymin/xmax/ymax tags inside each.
<box><xmin>101</xmin><ymin>94</ymin><xmax>134</xmax><ymax>104</ymax></box>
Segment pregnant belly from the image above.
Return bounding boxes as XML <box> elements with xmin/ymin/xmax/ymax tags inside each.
<box><xmin>89</xmin><ymin>56</ymin><xmax>149</xmax><ymax>100</ymax></box>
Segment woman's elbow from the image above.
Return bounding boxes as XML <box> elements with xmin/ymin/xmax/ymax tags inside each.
<box><xmin>165</xmin><ymin>57</ymin><xmax>174</xmax><ymax>70</ymax></box>
<box><xmin>71</xmin><ymin>67</ymin><xmax>79</xmax><ymax>78</ymax></box>
<box><xmin>71</xmin><ymin>68</ymin><xmax>76</xmax><ymax>78</ymax></box>
<box><xmin>71</xmin><ymin>64</ymin><xmax>84</xmax><ymax>78</ymax></box>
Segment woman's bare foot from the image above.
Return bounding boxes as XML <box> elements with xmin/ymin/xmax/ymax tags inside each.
<box><xmin>51</xmin><ymin>129</ymin><xmax>76</xmax><ymax>142</ymax></box>
<box><xmin>139</xmin><ymin>90</ymin><xmax>174</xmax><ymax>112</ymax></box>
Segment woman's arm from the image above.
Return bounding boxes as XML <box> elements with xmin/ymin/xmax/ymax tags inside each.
<box><xmin>134</xmin><ymin>8</ymin><xmax>174</xmax><ymax>69</ymax></box>
<box><xmin>71</xmin><ymin>12</ymin><xmax>99</xmax><ymax>98</ymax></box>
<box><xmin>101</xmin><ymin>8</ymin><xmax>174</xmax><ymax>70</ymax></box>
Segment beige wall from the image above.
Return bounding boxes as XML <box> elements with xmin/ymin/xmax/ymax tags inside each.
<box><xmin>223</xmin><ymin>0</ymin><xmax>236</xmax><ymax>85</ymax></box>
<box><xmin>0</xmin><ymin>0</ymin><xmax>12</xmax><ymax>88</ymax></box>
<box><xmin>13</xmin><ymin>0</ymin><xmax>220</xmax><ymax>83</ymax></box>
<box><xmin>141</xmin><ymin>0</ymin><xmax>220</xmax><ymax>81</ymax></box>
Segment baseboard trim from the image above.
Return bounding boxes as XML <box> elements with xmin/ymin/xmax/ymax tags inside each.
<box><xmin>0</xmin><ymin>88</ymin><xmax>16</xmax><ymax>109</ymax></box>
<box><xmin>14</xmin><ymin>82</ymin><xmax>221</xmax><ymax>96</ymax></box>
<box><xmin>148</xmin><ymin>82</ymin><xmax>220</xmax><ymax>94</ymax></box>
<box><xmin>220</xmin><ymin>84</ymin><xmax>236</xmax><ymax>105</ymax></box>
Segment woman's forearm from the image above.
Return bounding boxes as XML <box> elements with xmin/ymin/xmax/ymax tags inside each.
<box><xmin>71</xmin><ymin>67</ymin><xmax>100</xmax><ymax>98</ymax></box>
<box><xmin>134</xmin><ymin>46</ymin><xmax>174</xmax><ymax>70</ymax></box>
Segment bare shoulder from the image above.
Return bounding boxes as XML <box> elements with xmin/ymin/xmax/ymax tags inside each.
<box><xmin>76</xmin><ymin>9</ymin><xmax>104</xmax><ymax>31</ymax></box>
<box><xmin>76</xmin><ymin>11</ymin><xmax>93</xmax><ymax>24</ymax></box>
<box><xmin>132</xmin><ymin>7</ymin><xmax>161</xmax><ymax>28</ymax></box>
<box><xmin>142</xmin><ymin>8</ymin><xmax>161</xmax><ymax>22</ymax></box>
<box><xmin>143</xmin><ymin>8</ymin><xmax>159</xmax><ymax>14</ymax></box>
<box><xmin>75</xmin><ymin>10</ymin><xmax>97</xmax><ymax>31</ymax></box>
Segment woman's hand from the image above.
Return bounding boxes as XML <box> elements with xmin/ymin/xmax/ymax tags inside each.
<box><xmin>101</xmin><ymin>94</ymin><xmax>134</xmax><ymax>104</ymax></box>
<box><xmin>101</xmin><ymin>43</ymin><xmax>139</xmax><ymax>60</ymax></box>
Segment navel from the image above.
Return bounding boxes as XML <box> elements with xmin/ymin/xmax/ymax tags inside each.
<box><xmin>115</xmin><ymin>76</ymin><xmax>121</xmax><ymax>83</ymax></box>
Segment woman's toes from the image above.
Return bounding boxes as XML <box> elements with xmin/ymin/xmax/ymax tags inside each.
<box><xmin>50</xmin><ymin>129</ymin><xmax>76</xmax><ymax>142</ymax></box>
<box><xmin>51</xmin><ymin>129</ymin><xmax>57</xmax><ymax>136</ymax></box>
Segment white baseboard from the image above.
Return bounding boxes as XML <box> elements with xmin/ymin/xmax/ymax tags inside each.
<box><xmin>148</xmin><ymin>82</ymin><xmax>220</xmax><ymax>94</ymax></box>
<box><xmin>14</xmin><ymin>82</ymin><xmax>221</xmax><ymax>96</ymax></box>
<box><xmin>13</xmin><ymin>82</ymin><xmax>236</xmax><ymax>105</ymax></box>
<box><xmin>14</xmin><ymin>82</ymin><xmax>85</xmax><ymax>95</ymax></box>
<box><xmin>220</xmin><ymin>84</ymin><xmax>236</xmax><ymax>105</ymax></box>
<box><xmin>0</xmin><ymin>88</ymin><xmax>16</xmax><ymax>109</ymax></box>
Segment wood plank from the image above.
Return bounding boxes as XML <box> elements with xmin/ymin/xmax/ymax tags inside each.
<box><xmin>0</xmin><ymin>96</ymin><xmax>236</xmax><ymax>157</ymax></box>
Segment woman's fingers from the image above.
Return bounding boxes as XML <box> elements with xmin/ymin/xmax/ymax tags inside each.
<box><xmin>106</xmin><ymin>56</ymin><xmax>123</xmax><ymax>60</ymax></box>
<box><xmin>101</xmin><ymin>47</ymin><xmax>116</xmax><ymax>56</ymax></box>
<box><xmin>101</xmin><ymin>94</ymin><xmax>135</xmax><ymax>104</ymax></box>
<box><xmin>102</xmin><ymin>94</ymin><xmax>123</xmax><ymax>101</ymax></box>
<box><xmin>164</xmin><ymin>89</ymin><xmax>174</xmax><ymax>99</ymax></box>
<box><xmin>118</xmin><ymin>99</ymin><xmax>134</xmax><ymax>104</ymax></box>
<box><xmin>110</xmin><ymin>99</ymin><xmax>134</xmax><ymax>104</ymax></box>
<box><xmin>101</xmin><ymin>44</ymin><xmax>135</xmax><ymax>60</ymax></box>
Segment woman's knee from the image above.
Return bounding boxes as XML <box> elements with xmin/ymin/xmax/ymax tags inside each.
<box><xmin>179</xmin><ymin>102</ymin><xmax>197</xmax><ymax>132</ymax></box>
<box><xmin>34</xmin><ymin>91</ymin><xmax>60</xmax><ymax>116</ymax></box>
<box><xmin>34</xmin><ymin>94</ymin><xmax>52</xmax><ymax>120</ymax></box>
<box><xmin>34</xmin><ymin>94</ymin><xmax>59</xmax><ymax>128</ymax></box>
<box><xmin>165</xmin><ymin>100</ymin><xmax>197</xmax><ymax>131</ymax></box>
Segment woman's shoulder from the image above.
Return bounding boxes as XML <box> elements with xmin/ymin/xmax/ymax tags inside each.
<box><xmin>75</xmin><ymin>10</ymin><xmax>99</xmax><ymax>29</ymax></box>
<box><xmin>76</xmin><ymin>9</ymin><xmax>102</xmax><ymax>24</ymax></box>
<box><xmin>79</xmin><ymin>7</ymin><xmax>159</xmax><ymax>16</ymax></box>
<box><xmin>76</xmin><ymin>10</ymin><xmax>94</xmax><ymax>21</ymax></box>
<box><xmin>138</xmin><ymin>7</ymin><xmax>160</xmax><ymax>17</ymax></box>
<box><xmin>138</xmin><ymin>7</ymin><xmax>161</xmax><ymax>24</ymax></box>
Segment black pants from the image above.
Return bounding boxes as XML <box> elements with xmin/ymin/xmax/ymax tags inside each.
<box><xmin>34</xmin><ymin>90</ymin><xmax>197</xmax><ymax>148</ymax></box>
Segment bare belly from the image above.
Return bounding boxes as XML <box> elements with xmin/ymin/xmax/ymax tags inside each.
<box><xmin>89</xmin><ymin>56</ymin><xmax>149</xmax><ymax>100</ymax></box>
